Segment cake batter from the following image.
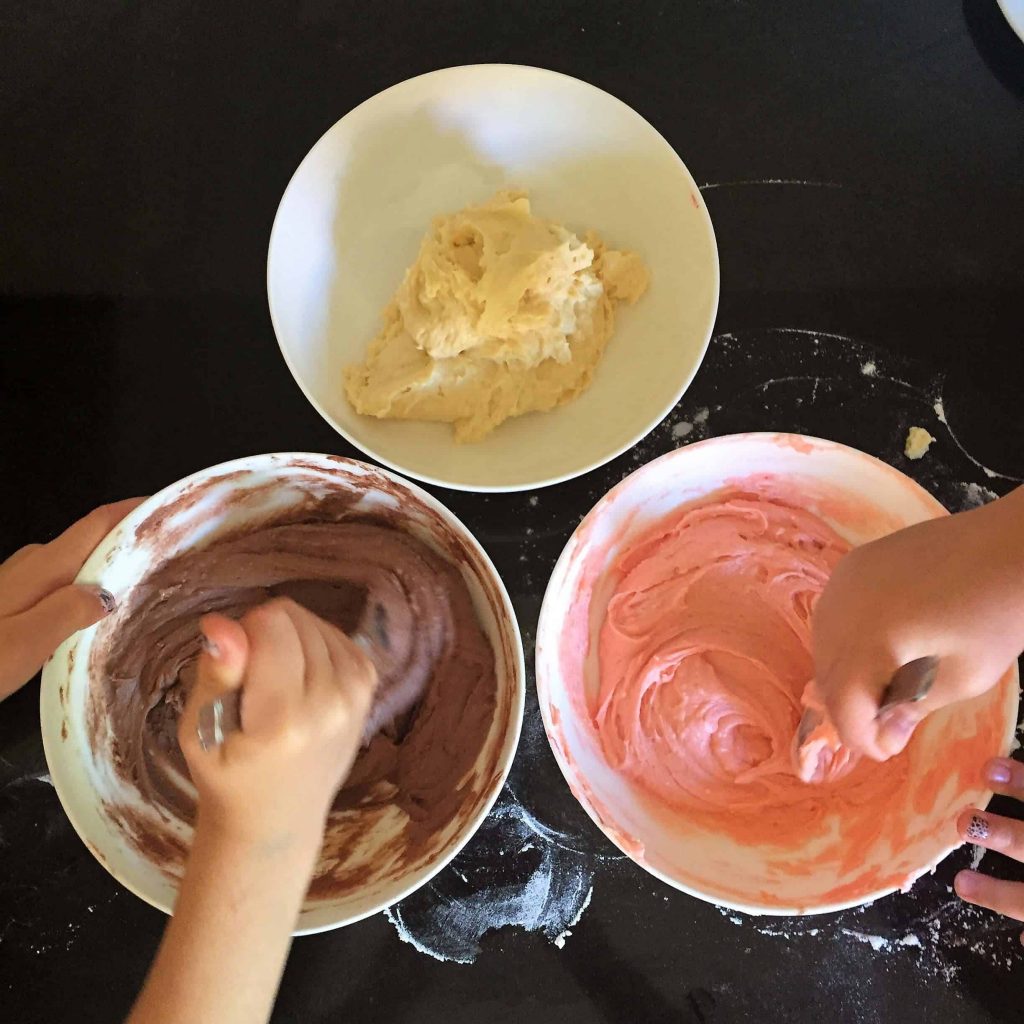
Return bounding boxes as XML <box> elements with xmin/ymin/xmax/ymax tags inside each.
<box><xmin>92</xmin><ymin>504</ymin><xmax>497</xmax><ymax>893</ymax></box>
<box><xmin>594</xmin><ymin>488</ymin><xmax>908</xmax><ymax>849</ymax></box>
<box><xmin>344</xmin><ymin>189</ymin><xmax>650</xmax><ymax>442</ymax></box>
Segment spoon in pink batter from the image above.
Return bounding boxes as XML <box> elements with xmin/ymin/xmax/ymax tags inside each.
<box><xmin>794</xmin><ymin>656</ymin><xmax>939</xmax><ymax>783</ymax></box>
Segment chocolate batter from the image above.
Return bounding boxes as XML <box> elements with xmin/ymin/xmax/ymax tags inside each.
<box><xmin>92</xmin><ymin>502</ymin><xmax>498</xmax><ymax>896</ymax></box>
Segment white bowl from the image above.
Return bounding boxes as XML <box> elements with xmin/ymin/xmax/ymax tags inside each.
<box><xmin>998</xmin><ymin>0</ymin><xmax>1024</xmax><ymax>44</ymax></box>
<box><xmin>40</xmin><ymin>453</ymin><xmax>524</xmax><ymax>933</ymax></box>
<box><xmin>267</xmin><ymin>64</ymin><xmax>719</xmax><ymax>492</ymax></box>
<box><xmin>535</xmin><ymin>433</ymin><xmax>1020</xmax><ymax>915</ymax></box>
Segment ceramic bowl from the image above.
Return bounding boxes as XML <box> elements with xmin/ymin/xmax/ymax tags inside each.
<box><xmin>41</xmin><ymin>453</ymin><xmax>525</xmax><ymax>933</ymax></box>
<box><xmin>267</xmin><ymin>64</ymin><xmax>719</xmax><ymax>492</ymax></box>
<box><xmin>536</xmin><ymin>433</ymin><xmax>1019</xmax><ymax>914</ymax></box>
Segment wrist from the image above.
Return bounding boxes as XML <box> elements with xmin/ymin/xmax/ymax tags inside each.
<box><xmin>192</xmin><ymin>803</ymin><xmax>326</xmax><ymax>866</ymax></box>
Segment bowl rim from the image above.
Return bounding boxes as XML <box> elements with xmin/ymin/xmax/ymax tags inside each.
<box><xmin>40</xmin><ymin>452</ymin><xmax>526</xmax><ymax>933</ymax></box>
<box><xmin>535</xmin><ymin>431</ymin><xmax>1021</xmax><ymax>916</ymax></box>
<box><xmin>265</xmin><ymin>62</ymin><xmax>721</xmax><ymax>494</ymax></box>
<box><xmin>997</xmin><ymin>0</ymin><xmax>1024</xmax><ymax>44</ymax></box>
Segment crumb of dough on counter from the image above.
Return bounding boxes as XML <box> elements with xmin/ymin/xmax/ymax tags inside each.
<box><xmin>904</xmin><ymin>426</ymin><xmax>935</xmax><ymax>460</ymax></box>
<box><xmin>343</xmin><ymin>189</ymin><xmax>650</xmax><ymax>442</ymax></box>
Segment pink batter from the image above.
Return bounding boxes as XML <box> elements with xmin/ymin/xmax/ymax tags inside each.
<box><xmin>594</xmin><ymin>488</ymin><xmax>901</xmax><ymax>849</ymax></box>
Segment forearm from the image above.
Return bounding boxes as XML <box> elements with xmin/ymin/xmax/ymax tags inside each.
<box><xmin>975</xmin><ymin>486</ymin><xmax>1024</xmax><ymax>609</ymax></box>
<box><xmin>126</xmin><ymin>816</ymin><xmax>322</xmax><ymax>1024</ymax></box>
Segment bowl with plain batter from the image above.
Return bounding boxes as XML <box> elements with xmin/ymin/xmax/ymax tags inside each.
<box><xmin>535</xmin><ymin>433</ymin><xmax>1020</xmax><ymax>915</ymax></box>
<box><xmin>40</xmin><ymin>453</ymin><xmax>525</xmax><ymax>933</ymax></box>
<box><xmin>267</xmin><ymin>63</ymin><xmax>719</xmax><ymax>492</ymax></box>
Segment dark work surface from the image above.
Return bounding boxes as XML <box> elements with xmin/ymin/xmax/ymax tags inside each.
<box><xmin>2</xmin><ymin>2</ymin><xmax>1024</xmax><ymax>1022</ymax></box>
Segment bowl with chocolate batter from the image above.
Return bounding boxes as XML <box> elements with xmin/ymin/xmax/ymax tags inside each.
<box><xmin>536</xmin><ymin>433</ymin><xmax>1018</xmax><ymax>915</ymax></box>
<box><xmin>40</xmin><ymin>453</ymin><xmax>524</xmax><ymax>932</ymax></box>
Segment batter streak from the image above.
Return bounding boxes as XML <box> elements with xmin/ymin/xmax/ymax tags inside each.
<box><xmin>595</xmin><ymin>488</ymin><xmax>907</xmax><ymax>849</ymax></box>
<box><xmin>92</xmin><ymin>501</ymin><xmax>497</xmax><ymax>894</ymax></box>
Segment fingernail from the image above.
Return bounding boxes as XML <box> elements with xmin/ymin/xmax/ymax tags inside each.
<box><xmin>987</xmin><ymin>761</ymin><xmax>1012</xmax><ymax>785</ymax></box>
<box><xmin>878</xmin><ymin>708</ymin><xmax>918</xmax><ymax>757</ymax></box>
<box><xmin>201</xmin><ymin>634</ymin><xmax>221</xmax><ymax>658</ymax></box>
<box><xmin>965</xmin><ymin>813</ymin><xmax>990</xmax><ymax>842</ymax></box>
<box><xmin>96</xmin><ymin>588</ymin><xmax>116</xmax><ymax>615</ymax></box>
<box><xmin>954</xmin><ymin>870</ymin><xmax>978</xmax><ymax>898</ymax></box>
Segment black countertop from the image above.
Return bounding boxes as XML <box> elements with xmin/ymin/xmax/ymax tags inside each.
<box><xmin>2</xmin><ymin>2</ymin><xmax>1024</xmax><ymax>1021</ymax></box>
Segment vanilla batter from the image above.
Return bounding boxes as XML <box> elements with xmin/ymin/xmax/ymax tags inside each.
<box><xmin>344</xmin><ymin>189</ymin><xmax>649</xmax><ymax>442</ymax></box>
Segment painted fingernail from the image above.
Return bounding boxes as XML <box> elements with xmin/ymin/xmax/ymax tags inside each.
<box><xmin>987</xmin><ymin>761</ymin><xmax>1012</xmax><ymax>785</ymax></box>
<box><xmin>201</xmin><ymin>634</ymin><xmax>221</xmax><ymax>658</ymax></box>
<box><xmin>97</xmin><ymin>589</ymin><xmax>116</xmax><ymax>614</ymax></box>
<box><xmin>965</xmin><ymin>814</ymin><xmax>990</xmax><ymax>842</ymax></box>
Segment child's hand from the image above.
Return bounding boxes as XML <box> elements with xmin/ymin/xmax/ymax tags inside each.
<box><xmin>955</xmin><ymin>757</ymin><xmax>1024</xmax><ymax>941</ymax></box>
<box><xmin>0</xmin><ymin>498</ymin><xmax>144</xmax><ymax>701</ymax></box>
<box><xmin>178</xmin><ymin>598</ymin><xmax>378</xmax><ymax>850</ymax></box>
<box><xmin>813</xmin><ymin>488</ymin><xmax>1024</xmax><ymax>762</ymax></box>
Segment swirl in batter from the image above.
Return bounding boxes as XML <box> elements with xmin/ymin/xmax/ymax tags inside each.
<box><xmin>595</xmin><ymin>489</ymin><xmax>906</xmax><ymax>849</ymax></box>
<box><xmin>93</xmin><ymin>502</ymin><xmax>497</xmax><ymax>895</ymax></box>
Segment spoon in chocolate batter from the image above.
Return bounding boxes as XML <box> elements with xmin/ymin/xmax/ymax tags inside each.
<box><xmin>197</xmin><ymin>601</ymin><xmax>405</xmax><ymax>752</ymax></box>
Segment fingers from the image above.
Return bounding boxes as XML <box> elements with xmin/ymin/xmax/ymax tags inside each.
<box><xmin>323</xmin><ymin>626</ymin><xmax>378</xmax><ymax>707</ymax></box>
<box><xmin>178</xmin><ymin>615</ymin><xmax>248</xmax><ymax>762</ymax></box>
<box><xmin>818</xmin><ymin>654</ymin><xmax>984</xmax><ymax>762</ymax></box>
<box><xmin>268</xmin><ymin>598</ymin><xmax>377</xmax><ymax>722</ymax></box>
<box><xmin>0</xmin><ymin>498</ymin><xmax>146</xmax><ymax>616</ymax></box>
<box><xmin>875</xmin><ymin>703</ymin><xmax>927</xmax><ymax>760</ymax></box>
<box><xmin>0</xmin><ymin>584</ymin><xmax>116</xmax><ymax>700</ymax></box>
<box><xmin>0</xmin><ymin>544</ymin><xmax>42</xmax><ymax>574</ymax></box>
<box><xmin>236</xmin><ymin>599</ymin><xmax>306</xmax><ymax>737</ymax></box>
<box><xmin>954</xmin><ymin>761</ymin><xmax>1024</xmax><ymax>932</ymax></box>
<box><xmin>955</xmin><ymin>870</ymin><xmax>1024</xmax><ymax>925</ymax></box>
<box><xmin>957</xmin><ymin>806</ymin><xmax>1024</xmax><ymax>861</ymax></box>
<box><xmin>816</xmin><ymin>659</ymin><xmax>896</xmax><ymax>762</ymax></box>
<box><xmin>272</xmin><ymin>599</ymin><xmax>333</xmax><ymax>691</ymax></box>
<box><xmin>983</xmin><ymin>757</ymin><xmax>1024</xmax><ymax>797</ymax></box>
<box><xmin>197</xmin><ymin>614</ymin><xmax>250</xmax><ymax>694</ymax></box>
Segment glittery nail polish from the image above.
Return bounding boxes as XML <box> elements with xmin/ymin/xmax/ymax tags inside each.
<box><xmin>97</xmin><ymin>589</ymin><xmax>116</xmax><ymax>614</ymax></box>
<box><xmin>966</xmin><ymin>814</ymin><xmax>990</xmax><ymax>842</ymax></box>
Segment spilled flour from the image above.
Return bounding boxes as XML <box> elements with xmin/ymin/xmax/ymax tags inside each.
<box><xmin>384</xmin><ymin>795</ymin><xmax>596</xmax><ymax>964</ymax></box>
<box><xmin>715</xmin><ymin>840</ymin><xmax>1020</xmax><ymax>984</ymax></box>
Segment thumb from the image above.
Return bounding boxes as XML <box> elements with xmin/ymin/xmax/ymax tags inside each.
<box><xmin>178</xmin><ymin>614</ymin><xmax>248</xmax><ymax>759</ymax></box>
<box><xmin>0</xmin><ymin>584</ymin><xmax>115</xmax><ymax>699</ymax></box>
<box><xmin>877</xmin><ymin>657</ymin><xmax>994</xmax><ymax>759</ymax></box>
<box><xmin>875</xmin><ymin>703</ymin><xmax>928</xmax><ymax>759</ymax></box>
<box><xmin>818</xmin><ymin>656</ymin><xmax>898</xmax><ymax>763</ymax></box>
<box><xmin>196</xmin><ymin>613</ymin><xmax>249</xmax><ymax>695</ymax></box>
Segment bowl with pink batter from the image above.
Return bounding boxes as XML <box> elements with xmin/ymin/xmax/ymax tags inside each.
<box><xmin>536</xmin><ymin>432</ymin><xmax>1019</xmax><ymax>915</ymax></box>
